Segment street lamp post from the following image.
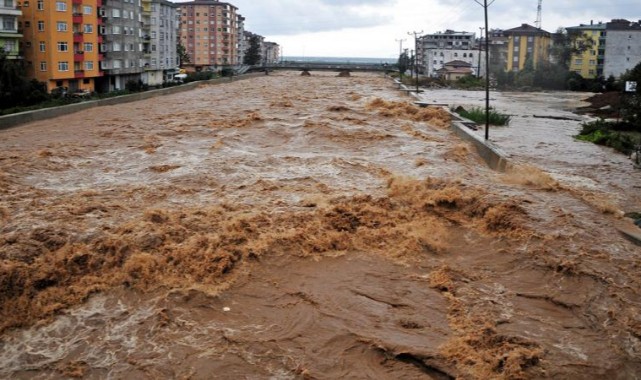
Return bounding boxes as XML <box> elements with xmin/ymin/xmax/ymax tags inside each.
<box><xmin>478</xmin><ymin>27</ymin><xmax>484</xmax><ymax>78</ymax></box>
<box><xmin>474</xmin><ymin>0</ymin><xmax>494</xmax><ymax>140</ymax></box>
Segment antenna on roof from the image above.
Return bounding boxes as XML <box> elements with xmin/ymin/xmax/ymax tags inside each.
<box><xmin>535</xmin><ymin>0</ymin><xmax>542</xmax><ymax>29</ymax></box>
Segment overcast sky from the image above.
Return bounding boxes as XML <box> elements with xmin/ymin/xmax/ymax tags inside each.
<box><xmin>175</xmin><ymin>0</ymin><xmax>641</xmax><ymax>58</ymax></box>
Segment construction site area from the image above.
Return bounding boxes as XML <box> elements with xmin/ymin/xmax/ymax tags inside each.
<box><xmin>1</xmin><ymin>72</ymin><xmax>640</xmax><ymax>379</ymax></box>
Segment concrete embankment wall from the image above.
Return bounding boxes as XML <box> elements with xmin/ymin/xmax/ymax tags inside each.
<box><xmin>393</xmin><ymin>78</ymin><xmax>510</xmax><ymax>172</ymax></box>
<box><xmin>0</xmin><ymin>73</ymin><xmax>264</xmax><ymax>130</ymax></box>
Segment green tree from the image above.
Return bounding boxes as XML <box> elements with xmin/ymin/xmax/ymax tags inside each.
<box><xmin>397</xmin><ymin>51</ymin><xmax>410</xmax><ymax>80</ymax></box>
<box><xmin>620</xmin><ymin>61</ymin><xmax>641</xmax><ymax>129</ymax></box>
<box><xmin>550</xmin><ymin>27</ymin><xmax>595</xmax><ymax>68</ymax></box>
<box><xmin>177</xmin><ymin>42</ymin><xmax>190</xmax><ymax>65</ymax></box>
<box><xmin>0</xmin><ymin>50</ymin><xmax>49</xmax><ymax>110</ymax></box>
<box><xmin>243</xmin><ymin>35</ymin><xmax>262</xmax><ymax>65</ymax></box>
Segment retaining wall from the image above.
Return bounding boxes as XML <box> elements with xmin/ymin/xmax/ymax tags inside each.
<box><xmin>0</xmin><ymin>73</ymin><xmax>264</xmax><ymax>130</ymax></box>
<box><xmin>394</xmin><ymin>79</ymin><xmax>510</xmax><ymax>172</ymax></box>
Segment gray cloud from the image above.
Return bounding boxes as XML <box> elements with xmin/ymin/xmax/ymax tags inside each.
<box><xmin>175</xmin><ymin>0</ymin><xmax>393</xmax><ymax>36</ymax></box>
<box><xmin>443</xmin><ymin>0</ymin><xmax>641</xmax><ymax>31</ymax></box>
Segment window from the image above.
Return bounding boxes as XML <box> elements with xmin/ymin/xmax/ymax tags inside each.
<box><xmin>122</xmin><ymin>10</ymin><xmax>128</xmax><ymax>18</ymax></box>
<box><xmin>574</xmin><ymin>59</ymin><xmax>583</xmax><ymax>65</ymax></box>
<box><xmin>40</xmin><ymin>61</ymin><xmax>46</xmax><ymax>71</ymax></box>
<box><xmin>83</xmin><ymin>5</ymin><xmax>91</xmax><ymax>14</ymax></box>
<box><xmin>111</xmin><ymin>25</ymin><xmax>120</xmax><ymax>34</ymax></box>
<box><xmin>56</xmin><ymin>21</ymin><xmax>67</xmax><ymax>31</ymax></box>
<box><xmin>589</xmin><ymin>59</ymin><xmax>596</xmax><ymax>65</ymax></box>
<box><xmin>112</xmin><ymin>42</ymin><xmax>121</xmax><ymax>51</ymax></box>
<box><xmin>39</xmin><ymin>41</ymin><xmax>45</xmax><ymax>51</ymax></box>
<box><xmin>25</xmin><ymin>21</ymin><xmax>30</xmax><ymax>27</ymax></box>
<box><xmin>527</xmin><ymin>36</ymin><xmax>533</xmax><ymax>42</ymax></box>
<box><xmin>55</xmin><ymin>1</ymin><xmax>66</xmax><ymax>11</ymax></box>
<box><xmin>57</xmin><ymin>41</ymin><xmax>68</xmax><ymax>51</ymax></box>
<box><xmin>514</xmin><ymin>46</ymin><xmax>519</xmax><ymax>52</ymax></box>
<box><xmin>113</xmin><ymin>59</ymin><xmax>122</xmax><ymax>69</ymax></box>
<box><xmin>83</xmin><ymin>42</ymin><xmax>92</xmax><ymax>52</ymax></box>
<box><xmin>23</xmin><ymin>1</ymin><xmax>30</xmax><ymax>7</ymax></box>
<box><xmin>3</xmin><ymin>18</ymin><xmax>16</xmax><ymax>31</ymax></box>
<box><xmin>37</xmin><ymin>0</ymin><xmax>43</xmax><ymax>10</ymax></box>
<box><xmin>85</xmin><ymin>61</ymin><xmax>93</xmax><ymax>70</ymax></box>
<box><xmin>37</xmin><ymin>20</ymin><xmax>44</xmax><ymax>30</ymax></box>
<box><xmin>58</xmin><ymin>61</ymin><xmax>69</xmax><ymax>71</ymax></box>
<box><xmin>83</xmin><ymin>24</ymin><xmax>92</xmax><ymax>33</ymax></box>
<box><xmin>469</xmin><ymin>53</ymin><xmax>473</xmax><ymax>58</ymax></box>
<box><xmin>112</xmin><ymin>9</ymin><xmax>120</xmax><ymax>17</ymax></box>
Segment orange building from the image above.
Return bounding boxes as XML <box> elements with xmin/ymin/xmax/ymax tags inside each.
<box><xmin>21</xmin><ymin>0</ymin><xmax>103</xmax><ymax>92</ymax></box>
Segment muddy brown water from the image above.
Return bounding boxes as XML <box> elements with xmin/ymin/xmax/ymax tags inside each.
<box><xmin>1</xmin><ymin>72</ymin><xmax>640</xmax><ymax>379</ymax></box>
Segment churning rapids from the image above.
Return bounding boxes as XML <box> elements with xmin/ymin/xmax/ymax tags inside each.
<box><xmin>0</xmin><ymin>72</ymin><xmax>640</xmax><ymax>379</ymax></box>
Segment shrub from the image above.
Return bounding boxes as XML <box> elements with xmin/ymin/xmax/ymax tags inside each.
<box><xmin>576</xmin><ymin>119</ymin><xmax>641</xmax><ymax>155</ymax></box>
<box><xmin>456</xmin><ymin>107</ymin><xmax>511</xmax><ymax>126</ymax></box>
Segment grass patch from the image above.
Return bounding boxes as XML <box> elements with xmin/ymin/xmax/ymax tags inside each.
<box><xmin>456</xmin><ymin>107</ymin><xmax>511</xmax><ymax>126</ymax></box>
<box><xmin>576</xmin><ymin>119</ymin><xmax>641</xmax><ymax>155</ymax></box>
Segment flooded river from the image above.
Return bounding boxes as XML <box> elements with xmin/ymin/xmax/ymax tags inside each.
<box><xmin>1</xmin><ymin>72</ymin><xmax>640</xmax><ymax>379</ymax></box>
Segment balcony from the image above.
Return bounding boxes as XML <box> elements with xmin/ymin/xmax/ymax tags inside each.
<box><xmin>72</xmin><ymin>0</ymin><xmax>82</xmax><ymax>4</ymax></box>
<box><xmin>74</xmin><ymin>70</ymin><xmax>85</xmax><ymax>78</ymax></box>
<box><xmin>73</xmin><ymin>32</ymin><xmax>84</xmax><ymax>43</ymax></box>
<box><xmin>73</xmin><ymin>14</ymin><xmax>83</xmax><ymax>23</ymax></box>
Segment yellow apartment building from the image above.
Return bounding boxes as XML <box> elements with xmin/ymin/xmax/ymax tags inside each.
<box><xmin>505</xmin><ymin>23</ymin><xmax>551</xmax><ymax>72</ymax></box>
<box><xmin>565</xmin><ymin>22</ymin><xmax>606</xmax><ymax>79</ymax></box>
<box><xmin>21</xmin><ymin>0</ymin><xmax>103</xmax><ymax>92</ymax></box>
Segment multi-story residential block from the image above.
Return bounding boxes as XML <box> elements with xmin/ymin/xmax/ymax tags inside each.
<box><xmin>417</xmin><ymin>30</ymin><xmax>485</xmax><ymax>77</ymax></box>
<box><xmin>20</xmin><ymin>0</ymin><xmax>103</xmax><ymax>92</ymax></box>
<box><xmin>488</xmin><ymin>29</ymin><xmax>508</xmax><ymax>71</ymax></box>
<box><xmin>504</xmin><ymin>24</ymin><xmax>551</xmax><ymax>72</ymax></box>
<box><xmin>141</xmin><ymin>0</ymin><xmax>178</xmax><ymax>86</ymax></box>
<box><xmin>604</xmin><ymin>19</ymin><xmax>641</xmax><ymax>78</ymax></box>
<box><xmin>178</xmin><ymin>0</ymin><xmax>239</xmax><ymax>71</ymax></box>
<box><xmin>235</xmin><ymin>13</ymin><xmax>244</xmax><ymax>64</ymax></box>
<box><xmin>97</xmin><ymin>0</ymin><xmax>144</xmax><ymax>91</ymax></box>
<box><xmin>565</xmin><ymin>22</ymin><xmax>606</xmax><ymax>79</ymax></box>
<box><xmin>424</xmin><ymin>48</ymin><xmax>485</xmax><ymax>77</ymax></box>
<box><xmin>0</xmin><ymin>0</ymin><xmax>22</xmax><ymax>59</ymax></box>
<box><xmin>263</xmin><ymin>41</ymin><xmax>279</xmax><ymax>64</ymax></box>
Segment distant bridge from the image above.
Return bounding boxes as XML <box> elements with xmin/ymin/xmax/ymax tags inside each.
<box><xmin>247</xmin><ymin>62</ymin><xmax>398</xmax><ymax>73</ymax></box>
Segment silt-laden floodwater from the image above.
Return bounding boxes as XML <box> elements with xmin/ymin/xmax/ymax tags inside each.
<box><xmin>1</xmin><ymin>72</ymin><xmax>640</xmax><ymax>379</ymax></box>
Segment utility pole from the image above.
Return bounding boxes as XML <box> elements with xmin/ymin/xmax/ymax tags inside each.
<box><xmin>474</xmin><ymin>0</ymin><xmax>494</xmax><ymax>140</ymax></box>
<box><xmin>395</xmin><ymin>38</ymin><xmax>406</xmax><ymax>56</ymax></box>
<box><xmin>395</xmin><ymin>38</ymin><xmax>407</xmax><ymax>82</ymax></box>
<box><xmin>408</xmin><ymin>30</ymin><xmax>423</xmax><ymax>93</ymax></box>
<box><xmin>478</xmin><ymin>27</ymin><xmax>484</xmax><ymax>78</ymax></box>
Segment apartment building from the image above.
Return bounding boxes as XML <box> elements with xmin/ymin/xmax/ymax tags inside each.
<box><xmin>178</xmin><ymin>0</ymin><xmax>239</xmax><ymax>71</ymax></box>
<box><xmin>263</xmin><ymin>41</ymin><xmax>279</xmax><ymax>64</ymax></box>
<box><xmin>603</xmin><ymin>19</ymin><xmax>641</xmax><ymax>78</ymax></box>
<box><xmin>417</xmin><ymin>30</ymin><xmax>485</xmax><ymax>77</ymax></box>
<box><xmin>20</xmin><ymin>0</ymin><xmax>102</xmax><ymax>92</ymax></box>
<box><xmin>235</xmin><ymin>13</ymin><xmax>244</xmax><ymax>65</ymax></box>
<box><xmin>505</xmin><ymin>24</ymin><xmax>551</xmax><ymax>72</ymax></box>
<box><xmin>0</xmin><ymin>0</ymin><xmax>22</xmax><ymax>59</ymax></box>
<box><xmin>488</xmin><ymin>29</ymin><xmax>508</xmax><ymax>71</ymax></box>
<box><xmin>96</xmin><ymin>0</ymin><xmax>145</xmax><ymax>91</ymax></box>
<box><xmin>141</xmin><ymin>0</ymin><xmax>178</xmax><ymax>86</ymax></box>
<box><xmin>565</xmin><ymin>22</ymin><xmax>606</xmax><ymax>79</ymax></box>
